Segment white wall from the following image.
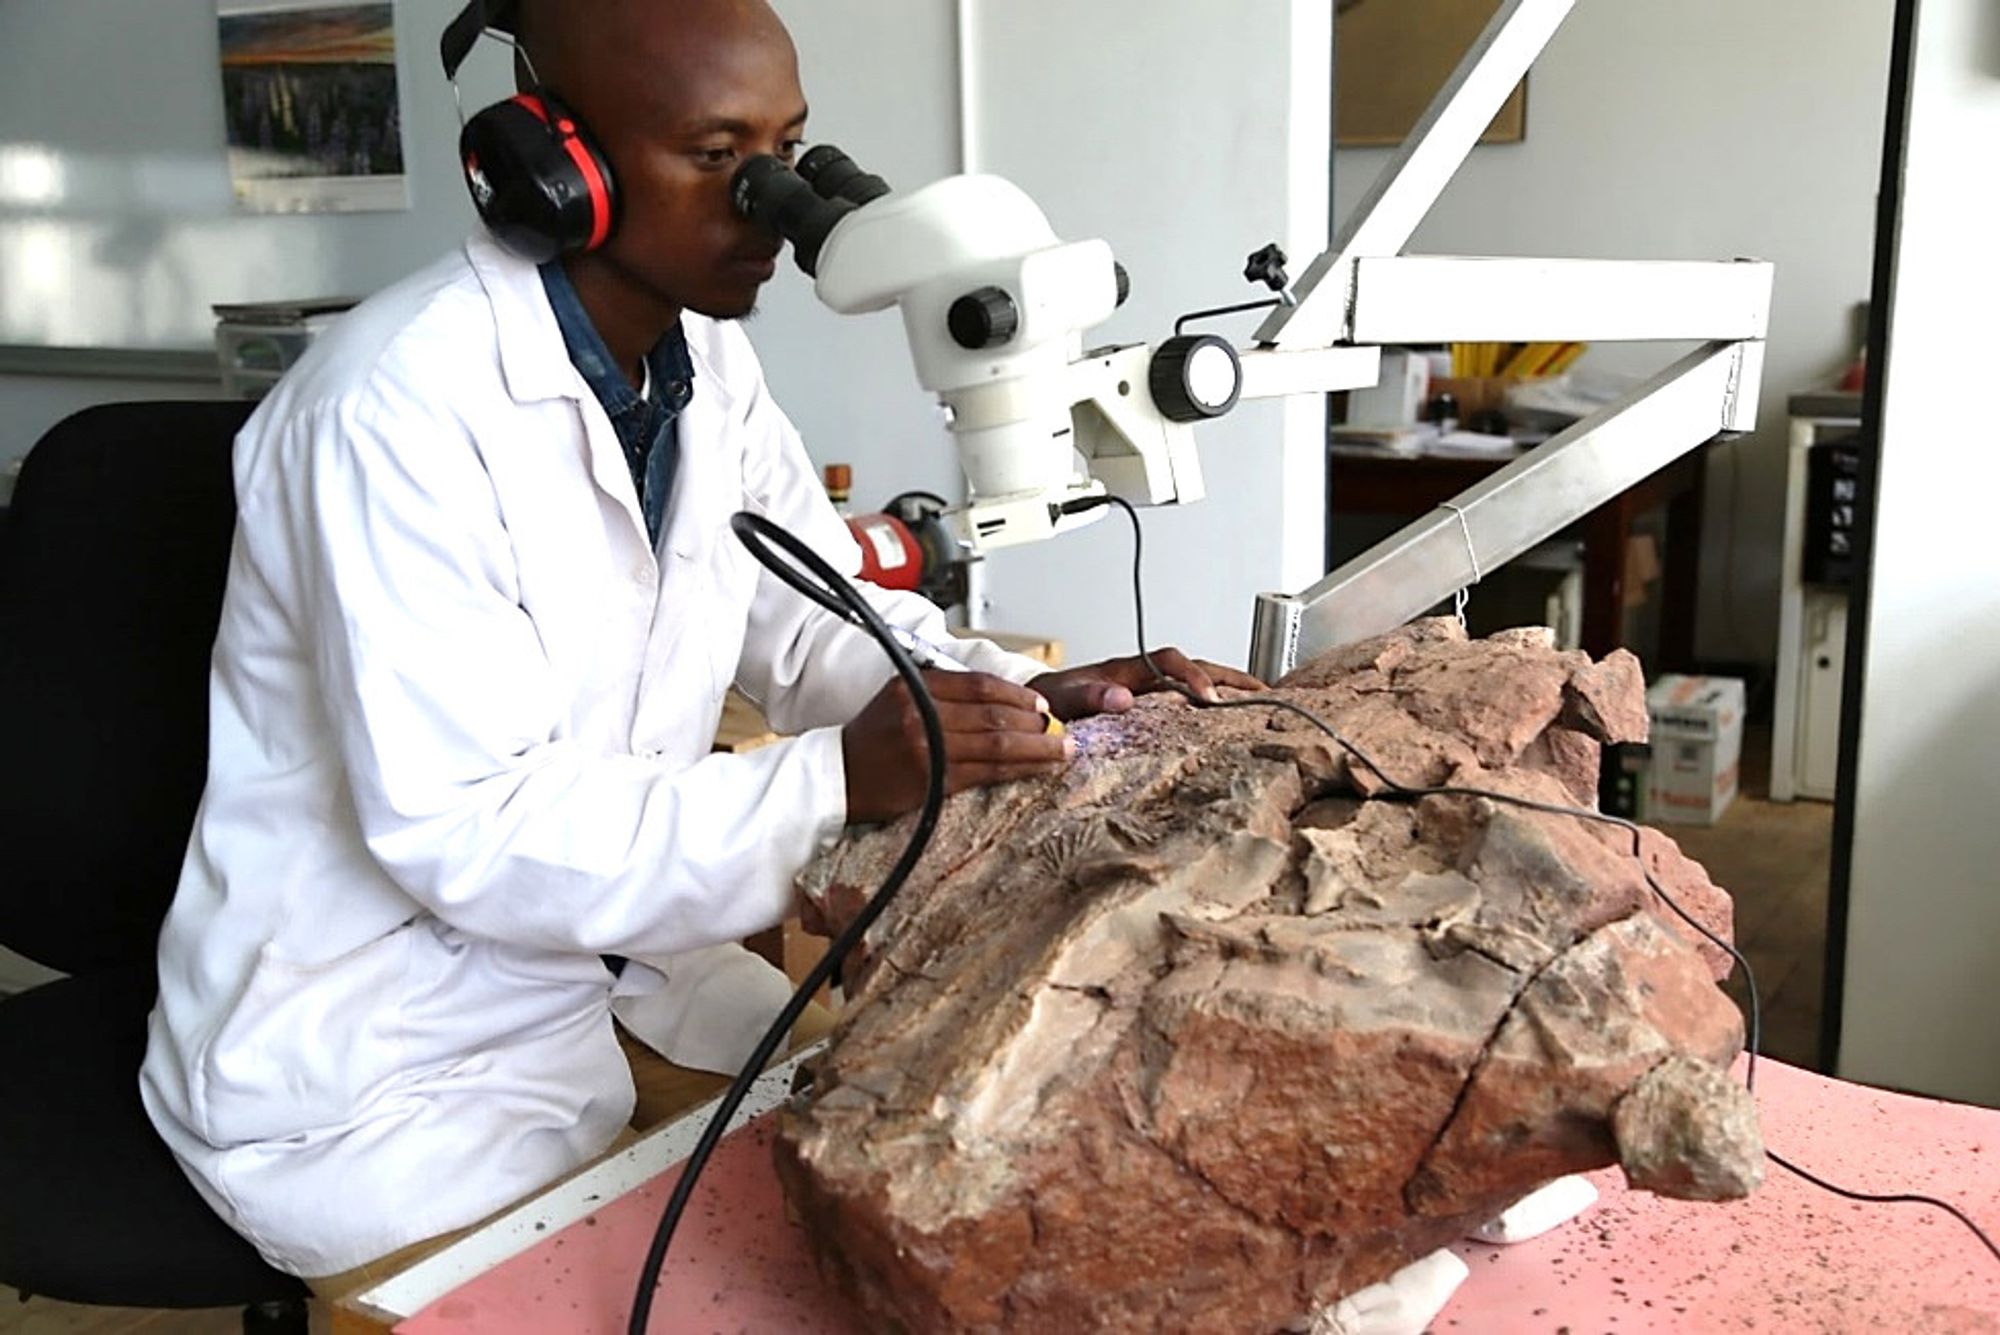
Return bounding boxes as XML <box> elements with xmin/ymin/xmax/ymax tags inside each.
<box><xmin>3</xmin><ymin>1</ymin><xmax>1894</xmax><ymax>672</ymax></box>
<box><xmin>747</xmin><ymin>4</ymin><xmax>968</xmax><ymax>517</ymax></box>
<box><xmin>0</xmin><ymin>0</ymin><xmax>506</xmax><ymax>470</ymax></box>
<box><xmin>1332</xmin><ymin>0</ymin><xmax>1893</xmax><ymax>672</ymax></box>
<box><xmin>0</xmin><ymin>0</ymin><xmax>947</xmax><ymax>487</ymax></box>
<box><xmin>756</xmin><ymin>0</ymin><xmax>1332</xmax><ymax>668</ymax></box>
<box><xmin>952</xmin><ymin>0</ymin><xmax>1331</xmax><ymax>666</ymax></box>
<box><xmin>5</xmin><ymin>1</ymin><xmax>1329</xmax><ymax>670</ymax></box>
<box><xmin>0</xmin><ymin>0</ymin><xmax>508</xmax><ymax>355</ymax></box>
<box><xmin>1836</xmin><ymin>0</ymin><xmax>2000</xmax><ymax>1108</ymax></box>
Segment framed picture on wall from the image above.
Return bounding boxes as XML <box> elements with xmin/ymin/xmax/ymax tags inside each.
<box><xmin>217</xmin><ymin>0</ymin><xmax>411</xmax><ymax>213</ymax></box>
<box><xmin>1336</xmin><ymin>0</ymin><xmax>1528</xmax><ymax>147</ymax></box>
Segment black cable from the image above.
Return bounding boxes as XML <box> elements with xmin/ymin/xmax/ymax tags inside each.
<box><xmin>1765</xmin><ymin>1149</ymin><xmax>2000</xmax><ymax>1264</ymax></box>
<box><xmin>1082</xmin><ymin>492</ymin><xmax>2000</xmax><ymax>1272</ymax></box>
<box><xmin>739</xmin><ymin>516</ymin><xmax>858</xmax><ymax>625</ymax></box>
<box><xmin>884</xmin><ymin>489</ymin><xmax>951</xmax><ymax>513</ymax></box>
<box><xmin>1173</xmin><ymin>297</ymin><xmax>1284</xmax><ymax>337</ymax></box>
<box><xmin>626</xmin><ymin>510</ymin><xmax>950</xmax><ymax>1334</ymax></box>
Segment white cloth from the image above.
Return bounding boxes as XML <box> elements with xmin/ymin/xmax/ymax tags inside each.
<box><xmin>1308</xmin><ymin>1249</ymin><xmax>1470</xmax><ymax>1335</ymax></box>
<box><xmin>139</xmin><ymin>233</ymin><xmax>1043</xmax><ymax>1277</ymax></box>
<box><xmin>1465</xmin><ymin>1173</ymin><xmax>1599</xmax><ymax>1245</ymax></box>
<box><xmin>1293</xmin><ymin>1175</ymin><xmax>1597</xmax><ymax>1332</ymax></box>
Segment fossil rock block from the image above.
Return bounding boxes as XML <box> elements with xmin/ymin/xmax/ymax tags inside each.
<box><xmin>782</xmin><ymin>620</ymin><xmax>1754</xmax><ymax>1332</ymax></box>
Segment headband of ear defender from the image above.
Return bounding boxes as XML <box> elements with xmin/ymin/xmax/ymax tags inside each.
<box><xmin>441</xmin><ymin>0</ymin><xmax>619</xmax><ymax>263</ymax></box>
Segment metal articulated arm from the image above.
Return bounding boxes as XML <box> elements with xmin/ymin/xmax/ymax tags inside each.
<box><xmin>1239</xmin><ymin>0</ymin><xmax>1772</xmax><ymax>681</ymax></box>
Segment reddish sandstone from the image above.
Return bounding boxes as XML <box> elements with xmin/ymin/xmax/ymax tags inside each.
<box><xmin>781</xmin><ymin>620</ymin><xmax>1759</xmax><ymax>1332</ymax></box>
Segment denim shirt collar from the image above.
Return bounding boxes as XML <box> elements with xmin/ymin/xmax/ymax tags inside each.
<box><xmin>538</xmin><ymin>261</ymin><xmax>695</xmax><ymax>550</ymax></box>
<box><xmin>537</xmin><ymin>260</ymin><xmax>695</xmax><ymax>422</ymax></box>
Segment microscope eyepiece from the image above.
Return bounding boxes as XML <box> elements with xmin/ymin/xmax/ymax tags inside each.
<box><xmin>731</xmin><ymin>155</ymin><xmax>855</xmax><ymax>277</ymax></box>
<box><xmin>796</xmin><ymin>144</ymin><xmax>891</xmax><ymax>207</ymax></box>
<box><xmin>732</xmin><ymin>145</ymin><xmax>890</xmax><ymax>277</ymax></box>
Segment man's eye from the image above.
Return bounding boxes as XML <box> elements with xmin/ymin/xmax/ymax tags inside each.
<box><xmin>695</xmin><ymin>147</ymin><xmax>735</xmax><ymax>167</ymax></box>
<box><xmin>776</xmin><ymin>139</ymin><xmax>805</xmax><ymax>163</ymax></box>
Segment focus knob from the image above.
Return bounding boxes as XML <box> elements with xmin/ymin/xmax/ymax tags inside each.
<box><xmin>1149</xmin><ymin>334</ymin><xmax>1242</xmax><ymax>423</ymax></box>
<box><xmin>947</xmin><ymin>287</ymin><xmax>1020</xmax><ymax>350</ymax></box>
<box><xmin>1113</xmin><ymin>261</ymin><xmax>1131</xmax><ymax>307</ymax></box>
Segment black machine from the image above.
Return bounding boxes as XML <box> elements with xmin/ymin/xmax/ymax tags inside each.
<box><xmin>1802</xmin><ymin>430</ymin><xmax>1867</xmax><ymax>588</ymax></box>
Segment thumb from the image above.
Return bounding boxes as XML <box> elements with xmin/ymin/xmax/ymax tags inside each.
<box><xmin>1077</xmin><ymin>681</ymin><xmax>1135</xmax><ymax>716</ymax></box>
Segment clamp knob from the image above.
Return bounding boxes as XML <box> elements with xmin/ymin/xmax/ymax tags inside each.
<box><xmin>1149</xmin><ymin>333</ymin><xmax>1242</xmax><ymax>423</ymax></box>
<box><xmin>1244</xmin><ymin>243</ymin><xmax>1290</xmax><ymax>293</ymax></box>
<box><xmin>947</xmin><ymin>286</ymin><xmax>1020</xmax><ymax>350</ymax></box>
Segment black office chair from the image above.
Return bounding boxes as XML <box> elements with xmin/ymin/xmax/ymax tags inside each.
<box><xmin>0</xmin><ymin>401</ymin><xmax>309</xmax><ymax>1333</ymax></box>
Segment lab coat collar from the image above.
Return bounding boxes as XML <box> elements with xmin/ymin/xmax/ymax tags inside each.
<box><xmin>465</xmin><ymin>232</ymin><xmax>585</xmax><ymax>406</ymax></box>
<box><xmin>465</xmin><ymin>231</ymin><xmax>745</xmax><ymax>420</ymax></box>
<box><xmin>464</xmin><ymin>229</ymin><xmax>755</xmax><ymax>576</ymax></box>
<box><xmin>679</xmin><ymin>323</ymin><xmax>739</xmax><ymax>415</ymax></box>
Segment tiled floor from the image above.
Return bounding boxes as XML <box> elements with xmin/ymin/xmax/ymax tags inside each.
<box><xmin>4</xmin><ymin>738</ymin><xmax>1837</xmax><ymax>1335</ymax></box>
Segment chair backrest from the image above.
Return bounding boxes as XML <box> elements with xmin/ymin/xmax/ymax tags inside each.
<box><xmin>0</xmin><ymin>400</ymin><xmax>254</xmax><ymax>974</ymax></box>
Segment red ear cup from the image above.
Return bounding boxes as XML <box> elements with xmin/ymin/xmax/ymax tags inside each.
<box><xmin>512</xmin><ymin>93</ymin><xmax>616</xmax><ymax>251</ymax></box>
<box><xmin>457</xmin><ymin>88</ymin><xmax>618</xmax><ymax>261</ymax></box>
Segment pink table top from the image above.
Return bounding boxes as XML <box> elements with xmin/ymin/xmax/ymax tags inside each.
<box><xmin>399</xmin><ymin>1057</ymin><xmax>2000</xmax><ymax>1334</ymax></box>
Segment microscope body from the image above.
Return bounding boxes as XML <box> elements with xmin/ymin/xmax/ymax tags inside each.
<box><xmin>782</xmin><ymin>168</ymin><xmax>1215</xmax><ymax>552</ymax></box>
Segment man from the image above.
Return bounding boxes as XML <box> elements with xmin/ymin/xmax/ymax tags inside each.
<box><xmin>140</xmin><ymin>0</ymin><xmax>1253</xmax><ymax>1294</ymax></box>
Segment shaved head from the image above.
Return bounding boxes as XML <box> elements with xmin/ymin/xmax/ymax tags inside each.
<box><xmin>505</xmin><ymin>0</ymin><xmax>810</xmax><ymax>367</ymax></box>
<box><xmin>516</xmin><ymin>0</ymin><xmax>797</xmax><ymax>133</ymax></box>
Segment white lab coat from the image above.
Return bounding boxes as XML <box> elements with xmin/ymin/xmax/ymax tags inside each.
<box><xmin>139</xmin><ymin>233</ymin><xmax>1044</xmax><ymax>1277</ymax></box>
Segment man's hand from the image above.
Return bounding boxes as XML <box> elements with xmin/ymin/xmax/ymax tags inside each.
<box><xmin>842</xmin><ymin>670</ymin><xmax>1071</xmax><ymax>823</ymax></box>
<box><xmin>1031</xmin><ymin>648</ymin><xmax>1266</xmax><ymax>721</ymax></box>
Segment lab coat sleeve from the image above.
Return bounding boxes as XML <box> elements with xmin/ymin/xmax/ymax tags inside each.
<box><xmin>274</xmin><ymin>395</ymin><xmax>843</xmax><ymax>958</ymax></box>
<box><xmin>727</xmin><ymin>350</ymin><xmax>1048</xmax><ymax>735</ymax></box>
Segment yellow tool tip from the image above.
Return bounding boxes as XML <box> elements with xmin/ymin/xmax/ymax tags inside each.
<box><xmin>1043</xmin><ymin>714</ymin><xmax>1065</xmax><ymax>737</ymax></box>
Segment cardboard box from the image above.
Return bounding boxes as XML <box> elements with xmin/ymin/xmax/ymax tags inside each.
<box><xmin>1646</xmin><ymin>675</ymin><xmax>1745</xmax><ymax>825</ymax></box>
<box><xmin>1347</xmin><ymin>349</ymin><xmax>1431</xmax><ymax>428</ymax></box>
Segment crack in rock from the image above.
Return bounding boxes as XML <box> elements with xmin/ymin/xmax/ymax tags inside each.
<box><xmin>778</xmin><ymin>620</ymin><xmax>1750</xmax><ymax>1333</ymax></box>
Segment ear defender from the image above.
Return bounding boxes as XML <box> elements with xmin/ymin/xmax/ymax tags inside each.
<box><xmin>458</xmin><ymin>89</ymin><xmax>619</xmax><ymax>263</ymax></box>
<box><xmin>440</xmin><ymin>1</ymin><xmax>619</xmax><ymax>262</ymax></box>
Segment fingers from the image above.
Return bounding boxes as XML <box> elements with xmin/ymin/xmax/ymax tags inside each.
<box><xmin>1024</xmin><ymin>670</ymin><xmax>1098</xmax><ymax>722</ymax></box>
<box><xmin>1031</xmin><ymin>652</ymin><xmax>1266</xmax><ymax>725</ymax></box>
<box><xmin>922</xmin><ymin>669</ymin><xmax>1050</xmax><ymax>717</ymax></box>
<box><xmin>933</xmin><ymin>698</ymin><xmax>1066</xmax><ymax>751</ymax></box>
<box><xmin>1079</xmin><ymin>681</ymin><xmax>1136</xmax><ymax>715</ymax></box>
<box><xmin>1137</xmin><ymin>647</ymin><xmax>1218</xmax><ymax>702</ymax></box>
<box><xmin>932</xmin><ymin>711</ymin><xmax>1070</xmax><ymax>799</ymax></box>
<box><xmin>1039</xmin><ymin>672</ymin><xmax>1130</xmax><ymax>718</ymax></box>
<box><xmin>1198</xmin><ymin>659</ymin><xmax>1269</xmax><ymax>692</ymax></box>
<box><xmin>848</xmin><ymin>652</ymin><xmax>1269</xmax><ymax>823</ymax></box>
<box><xmin>1135</xmin><ymin>649</ymin><xmax>1268</xmax><ymax>699</ymax></box>
<box><xmin>891</xmin><ymin>671</ymin><xmax>1069</xmax><ymax>768</ymax></box>
<box><xmin>845</xmin><ymin>671</ymin><xmax>1070</xmax><ymax>823</ymax></box>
